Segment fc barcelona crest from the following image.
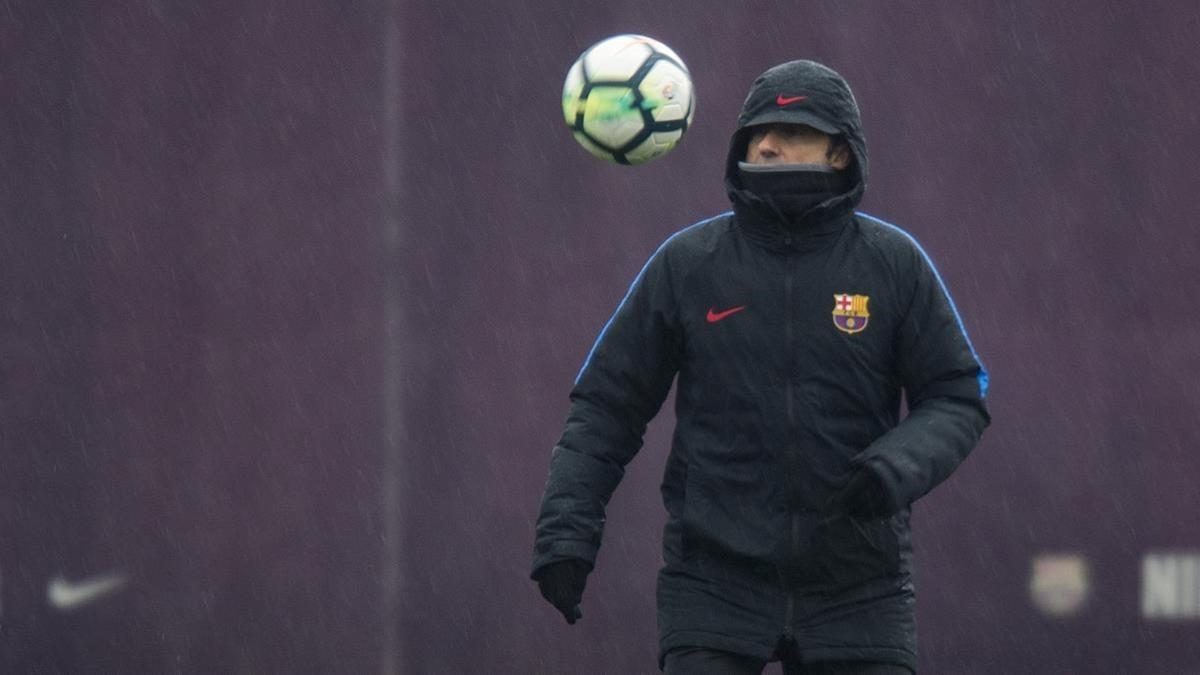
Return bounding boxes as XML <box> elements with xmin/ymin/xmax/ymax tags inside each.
<box><xmin>832</xmin><ymin>294</ymin><xmax>870</xmax><ymax>334</ymax></box>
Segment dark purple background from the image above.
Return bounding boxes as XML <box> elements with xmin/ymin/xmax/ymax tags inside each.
<box><xmin>4</xmin><ymin>1</ymin><xmax>1199</xmax><ymax>672</ymax></box>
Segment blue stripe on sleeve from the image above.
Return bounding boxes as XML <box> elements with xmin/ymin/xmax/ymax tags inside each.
<box><xmin>856</xmin><ymin>212</ymin><xmax>990</xmax><ymax>399</ymax></box>
<box><xmin>574</xmin><ymin>213</ymin><xmax>729</xmax><ymax>385</ymax></box>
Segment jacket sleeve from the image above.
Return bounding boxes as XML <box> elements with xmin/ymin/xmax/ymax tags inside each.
<box><xmin>530</xmin><ymin>243</ymin><xmax>682</xmax><ymax>579</ymax></box>
<box><xmin>854</xmin><ymin>236</ymin><xmax>991</xmax><ymax>511</ymax></box>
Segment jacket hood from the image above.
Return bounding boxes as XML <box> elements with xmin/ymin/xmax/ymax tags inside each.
<box><xmin>725</xmin><ymin>60</ymin><xmax>869</xmax><ymax>224</ymax></box>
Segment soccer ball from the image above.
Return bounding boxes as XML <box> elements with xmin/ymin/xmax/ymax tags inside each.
<box><xmin>562</xmin><ymin>34</ymin><xmax>695</xmax><ymax>165</ymax></box>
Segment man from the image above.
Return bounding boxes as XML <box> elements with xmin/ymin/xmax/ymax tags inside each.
<box><xmin>531</xmin><ymin>59</ymin><xmax>990</xmax><ymax>674</ymax></box>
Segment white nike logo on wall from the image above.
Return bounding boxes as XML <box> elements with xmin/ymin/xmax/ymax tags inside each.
<box><xmin>46</xmin><ymin>573</ymin><xmax>128</xmax><ymax>611</ymax></box>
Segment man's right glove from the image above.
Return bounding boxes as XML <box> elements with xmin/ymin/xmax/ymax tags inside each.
<box><xmin>533</xmin><ymin>559</ymin><xmax>592</xmax><ymax>625</ymax></box>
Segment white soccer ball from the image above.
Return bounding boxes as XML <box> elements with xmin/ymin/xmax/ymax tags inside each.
<box><xmin>562</xmin><ymin>34</ymin><xmax>695</xmax><ymax>165</ymax></box>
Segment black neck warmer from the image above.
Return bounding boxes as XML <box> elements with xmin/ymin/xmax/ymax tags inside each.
<box><xmin>737</xmin><ymin>162</ymin><xmax>850</xmax><ymax>224</ymax></box>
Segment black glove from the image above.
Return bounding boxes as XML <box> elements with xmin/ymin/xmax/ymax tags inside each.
<box><xmin>533</xmin><ymin>559</ymin><xmax>592</xmax><ymax>625</ymax></box>
<box><xmin>836</xmin><ymin>465</ymin><xmax>895</xmax><ymax>519</ymax></box>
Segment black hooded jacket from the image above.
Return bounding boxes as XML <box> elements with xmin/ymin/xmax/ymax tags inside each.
<box><xmin>532</xmin><ymin>60</ymin><xmax>989</xmax><ymax>670</ymax></box>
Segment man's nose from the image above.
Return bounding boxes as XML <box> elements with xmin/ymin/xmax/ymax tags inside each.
<box><xmin>752</xmin><ymin>132</ymin><xmax>780</xmax><ymax>159</ymax></box>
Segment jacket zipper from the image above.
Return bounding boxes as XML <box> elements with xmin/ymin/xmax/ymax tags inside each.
<box><xmin>782</xmin><ymin>250</ymin><xmax>799</xmax><ymax>640</ymax></box>
<box><xmin>785</xmin><ymin>257</ymin><xmax>794</xmax><ymax>427</ymax></box>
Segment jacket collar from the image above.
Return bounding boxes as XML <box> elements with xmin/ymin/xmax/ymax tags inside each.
<box><xmin>729</xmin><ymin>185</ymin><xmax>853</xmax><ymax>253</ymax></box>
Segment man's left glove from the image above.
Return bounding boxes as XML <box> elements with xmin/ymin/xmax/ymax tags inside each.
<box><xmin>533</xmin><ymin>559</ymin><xmax>592</xmax><ymax>625</ymax></box>
<box><xmin>836</xmin><ymin>465</ymin><xmax>896</xmax><ymax>519</ymax></box>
